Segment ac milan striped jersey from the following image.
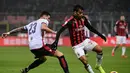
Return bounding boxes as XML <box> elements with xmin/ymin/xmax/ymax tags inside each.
<box><xmin>62</xmin><ymin>16</ymin><xmax>90</xmax><ymax>46</ymax></box>
<box><xmin>115</xmin><ymin>20</ymin><xmax>128</xmax><ymax>36</ymax></box>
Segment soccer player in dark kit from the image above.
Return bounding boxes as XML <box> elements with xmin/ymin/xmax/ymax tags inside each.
<box><xmin>53</xmin><ymin>5</ymin><xmax>106</xmax><ymax>73</ymax></box>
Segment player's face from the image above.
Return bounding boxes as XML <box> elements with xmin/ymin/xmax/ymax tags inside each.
<box><xmin>46</xmin><ymin>15</ymin><xmax>50</xmax><ymax>22</ymax></box>
<box><xmin>120</xmin><ymin>16</ymin><xmax>125</xmax><ymax>21</ymax></box>
<box><xmin>75</xmin><ymin>9</ymin><xmax>84</xmax><ymax>18</ymax></box>
<box><xmin>43</xmin><ymin>15</ymin><xmax>50</xmax><ymax>21</ymax></box>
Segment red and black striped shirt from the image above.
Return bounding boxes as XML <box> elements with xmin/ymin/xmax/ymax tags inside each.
<box><xmin>115</xmin><ymin>20</ymin><xmax>128</xmax><ymax>36</ymax></box>
<box><xmin>62</xmin><ymin>16</ymin><xmax>89</xmax><ymax>46</ymax></box>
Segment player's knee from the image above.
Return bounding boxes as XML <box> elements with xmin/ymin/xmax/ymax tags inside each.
<box><xmin>96</xmin><ymin>52</ymin><xmax>103</xmax><ymax>59</ymax></box>
<box><xmin>96</xmin><ymin>50</ymin><xmax>103</xmax><ymax>55</ymax></box>
<box><xmin>54</xmin><ymin>50</ymin><xmax>64</xmax><ymax>57</ymax></box>
<box><xmin>122</xmin><ymin>44</ymin><xmax>126</xmax><ymax>46</ymax></box>
<box><xmin>116</xmin><ymin>44</ymin><xmax>120</xmax><ymax>47</ymax></box>
<box><xmin>97</xmin><ymin>52</ymin><xmax>103</xmax><ymax>56</ymax></box>
<box><xmin>93</xmin><ymin>46</ymin><xmax>103</xmax><ymax>53</ymax></box>
<box><xmin>79</xmin><ymin>56</ymin><xmax>88</xmax><ymax>65</ymax></box>
<box><xmin>57</xmin><ymin>52</ymin><xmax>64</xmax><ymax>57</ymax></box>
<box><xmin>39</xmin><ymin>57</ymin><xmax>47</xmax><ymax>63</ymax></box>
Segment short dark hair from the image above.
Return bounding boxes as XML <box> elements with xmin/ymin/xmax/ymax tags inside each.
<box><xmin>40</xmin><ymin>11</ymin><xmax>51</xmax><ymax>17</ymax></box>
<box><xmin>73</xmin><ymin>4</ymin><xmax>84</xmax><ymax>12</ymax></box>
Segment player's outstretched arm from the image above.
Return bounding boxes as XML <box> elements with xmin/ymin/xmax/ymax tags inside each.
<box><xmin>85</xmin><ymin>20</ymin><xmax>106</xmax><ymax>41</ymax></box>
<box><xmin>42</xmin><ymin>24</ymin><xmax>57</xmax><ymax>34</ymax></box>
<box><xmin>52</xmin><ymin>27</ymin><xmax>66</xmax><ymax>49</ymax></box>
<box><xmin>1</xmin><ymin>26</ymin><xmax>25</xmax><ymax>38</ymax></box>
<box><xmin>55</xmin><ymin>27</ymin><xmax>66</xmax><ymax>41</ymax></box>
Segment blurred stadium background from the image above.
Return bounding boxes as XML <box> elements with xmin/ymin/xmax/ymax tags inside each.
<box><xmin>0</xmin><ymin>0</ymin><xmax>130</xmax><ymax>36</ymax></box>
<box><xmin>0</xmin><ymin>0</ymin><xmax>130</xmax><ymax>73</ymax></box>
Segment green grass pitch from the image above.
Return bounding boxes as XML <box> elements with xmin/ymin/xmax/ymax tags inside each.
<box><xmin>0</xmin><ymin>46</ymin><xmax>130</xmax><ymax>73</ymax></box>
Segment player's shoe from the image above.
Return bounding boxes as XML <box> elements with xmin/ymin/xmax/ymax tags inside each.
<box><xmin>20</xmin><ymin>68</ymin><xmax>28</xmax><ymax>73</ymax></box>
<box><xmin>111</xmin><ymin>52</ymin><xmax>114</xmax><ymax>56</ymax></box>
<box><xmin>121</xmin><ymin>55</ymin><xmax>128</xmax><ymax>58</ymax></box>
<box><xmin>95</xmin><ymin>65</ymin><xmax>106</xmax><ymax>73</ymax></box>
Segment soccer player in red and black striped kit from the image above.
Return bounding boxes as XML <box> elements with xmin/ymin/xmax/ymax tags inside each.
<box><xmin>54</xmin><ymin>5</ymin><xmax>106</xmax><ymax>73</ymax></box>
<box><xmin>112</xmin><ymin>15</ymin><xmax>128</xmax><ymax>58</ymax></box>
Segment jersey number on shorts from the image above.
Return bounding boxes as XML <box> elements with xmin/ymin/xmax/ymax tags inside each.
<box><xmin>29</xmin><ymin>22</ymin><xmax>37</xmax><ymax>35</ymax></box>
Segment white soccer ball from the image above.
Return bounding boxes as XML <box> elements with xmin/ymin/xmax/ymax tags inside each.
<box><xmin>110</xmin><ymin>71</ymin><xmax>118</xmax><ymax>73</ymax></box>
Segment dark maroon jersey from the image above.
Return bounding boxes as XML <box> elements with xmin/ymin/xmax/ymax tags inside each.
<box><xmin>115</xmin><ymin>20</ymin><xmax>128</xmax><ymax>36</ymax></box>
<box><xmin>62</xmin><ymin>16</ymin><xmax>88</xmax><ymax>46</ymax></box>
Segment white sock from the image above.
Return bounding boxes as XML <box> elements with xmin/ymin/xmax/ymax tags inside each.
<box><xmin>96</xmin><ymin>53</ymin><xmax>103</xmax><ymax>66</ymax></box>
<box><xmin>112</xmin><ymin>48</ymin><xmax>115</xmax><ymax>53</ymax></box>
<box><xmin>112</xmin><ymin>45</ymin><xmax>118</xmax><ymax>53</ymax></box>
<box><xmin>122</xmin><ymin>47</ymin><xmax>126</xmax><ymax>56</ymax></box>
<box><xmin>86</xmin><ymin>64</ymin><xmax>94</xmax><ymax>73</ymax></box>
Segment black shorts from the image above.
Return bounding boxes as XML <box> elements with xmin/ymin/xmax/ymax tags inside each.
<box><xmin>31</xmin><ymin>45</ymin><xmax>55</xmax><ymax>58</ymax></box>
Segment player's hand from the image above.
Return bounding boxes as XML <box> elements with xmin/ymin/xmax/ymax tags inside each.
<box><xmin>126</xmin><ymin>34</ymin><xmax>128</xmax><ymax>38</ymax></box>
<box><xmin>1</xmin><ymin>32</ymin><xmax>10</xmax><ymax>38</ymax></box>
<box><xmin>101</xmin><ymin>35</ymin><xmax>107</xmax><ymax>42</ymax></box>
<box><xmin>53</xmin><ymin>31</ymin><xmax>57</xmax><ymax>34</ymax></box>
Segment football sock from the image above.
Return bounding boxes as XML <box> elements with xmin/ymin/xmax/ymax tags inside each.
<box><xmin>112</xmin><ymin>45</ymin><xmax>119</xmax><ymax>53</ymax></box>
<box><xmin>84</xmin><ymin>64</ymin><xmax>94</xmax><ymax>73</ymax></box>
<box><xmin>27</xmin><ymin>58</ymin><xmax>46</xmax><ymax>72</ymax></box>
<box><xmin>112</xmin><ymin>48</ymin><xmax>115</xmax><ymax>53</ymax></box>
<box><xmin>96</xmin><ymin>53</ymin><xmax>103</xmax><ymax>66</ymax></box>
<box><xmin>122</xmin><ymin>47</ymin><xmax>126</xmax><ymax>56</ymax></box>
<box><xmin>57</xmin><ymin>56</ymin><xmax>69</xmax><ymax>73</ymax></box>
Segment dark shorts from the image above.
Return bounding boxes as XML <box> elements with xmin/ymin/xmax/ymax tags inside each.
<box><xmin>31</xmin><ymin>44</ymin><xmax>56</xmax><ymax>58</ymax></box>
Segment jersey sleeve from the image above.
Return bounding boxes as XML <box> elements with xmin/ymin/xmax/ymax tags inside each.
<box><xmin>62</xmin><ymin>16</ymin><xmax>73</xmax><ymax>27</ymax></box>
<box><xmin>23</xmin><ymin>25</ymin><xmax>28</xmax><ymax>30</ymax></box>
<box><xmin>62</xmin><ymin>21</ymin><xmax>69</xmax><ymax>27</ymax></box>
<box><xmin>87</xmin><ymin>19</ymin><xmax>91</xmax><ymax>25</ymax></box>
<box><xmin>40</xmin><ymin>19</ymin><xmax>49</xmax><ymax>26</ymax></box>
<box><xmin>84</xmin><ymin>16</ymin><xmax>91</xmax><ymax>26</ymax></box>
<box><xmin>115</xmin><ymin>20</ymin><xmax>119</xmax><ymax>26</ymax></box>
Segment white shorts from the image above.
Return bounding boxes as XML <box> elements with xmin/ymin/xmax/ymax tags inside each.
<box><xmin>72</xmin><ymin>39</ymin><xmax>97</xmax><ymax>58</ymax></box>
<box><xmin>116</xmin><ymin>36</ymin><xmax>126</xmax><ymax>44</ymax></box>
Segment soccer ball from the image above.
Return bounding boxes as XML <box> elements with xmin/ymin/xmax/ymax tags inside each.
<box><xmin>110</xmin><ymin>71</ymin><xmax>118</xmax><ymax>73</ymax></box>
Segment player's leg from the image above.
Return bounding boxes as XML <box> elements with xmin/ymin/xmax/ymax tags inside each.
<box><xmin>121</xmin><ymin>44</ymin><xmax>127</xmax><ymax>58</ymax></box>
<box><xmin>92</xmin><ymin>45</ymin><xmax>106</xmax><ymax>73</ymax></box>
<box><xmin>22</xmin><ymin>56</ymin><xmax>47</xmax><ymax>73</ymax></box>
<box><xmin>73</xmin><ymin>43</ymin><xmax>94</xmax><ymax>73</ymax></box>
<box><xmin>121</xmin><ymin>37</ymin><xmax>127</xmax><ymax>58</ymax></box>
<box><xmin>79</xmin><ymin>55</ymin><xmax>94</xmax><ymax>73</ymax></box>
<box><xmin>84</xmin><ymin>49</ymin><xmax>89</xmax><ymax>57</ymax></box>
<box><xmin>111</xmin><ymin>36</ymin><xmax>120</xmax><ymax>56</ymax></box>
<box><xmin>112</xmin><ymin>44</ymin><xmax>120</xmax><ymax>56</ymax></box>
<box><xmin>43</xmin><ymin>44</ymin><xmax>69</xmax><ymax>73</ymax></box>
<box><xmin>53</xmin><ymin>50</ymin><xmax>70</xmax><ymax>73</ymax></box>
<box><xmin>83</xmin><ymin>39</ymin><xmax>105</xmax><ymax>73</ymax></box>
<box><xmin>21</xmin><ymin>49</ymin><xmax>47</xmax><ymax>73</ymax></box>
